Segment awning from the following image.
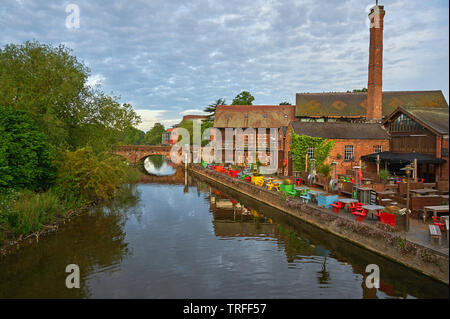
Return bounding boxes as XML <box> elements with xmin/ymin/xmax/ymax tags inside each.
<box><xmin>361</xmin><ymin>151</ymin><xmax>446</xmax><ymax>165</ymax></box>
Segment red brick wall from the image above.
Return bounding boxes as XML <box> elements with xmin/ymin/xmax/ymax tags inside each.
<box><xmin>326</xmin><ymin>139</ymin><xmax>390</xmax><ymax>175</ymax></box>
<box><xmin>283</xmin><ymin>125</ymin><xmax>389</xmax><ymax>176</ymax></box>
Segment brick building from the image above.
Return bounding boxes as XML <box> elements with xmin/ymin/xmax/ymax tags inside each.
<box><xmin>212</xmin><ymin>105</ymin><xmax>295</xmax><ymax>168</ymax></box>
<box><xmin>284</xmin><ymin>122</ymin><xmax>389</xmax><ymax>176</ymax></box>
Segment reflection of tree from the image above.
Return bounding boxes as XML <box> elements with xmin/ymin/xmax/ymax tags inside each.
<box><xmin>146</xmin><ymin>155</ymin><xmax>164</xmax><ymax>169</ymax></box>
<box><xmin>317</xmin><ymin>257</ymin><xmax>330</xmax><ymax>285</ymax></box>
<box><xmin>0</xmin><ymin>185</ymin><xmax>141</xmax><ymax>298</ymax></box>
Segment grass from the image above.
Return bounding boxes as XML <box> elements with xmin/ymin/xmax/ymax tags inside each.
<box><xmin>0</xmin><ymin>188</ymin><xmax>82</xmax><ymax>245</ymax></box>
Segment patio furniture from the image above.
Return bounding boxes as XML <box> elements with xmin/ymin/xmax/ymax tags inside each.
<box><xmin>361</xmin><ymin>205</ymin><xmax>385</xmax><ymax>220</ymax></box>
<box><xmin>432</xmin><ymin>216</ymin><xmax>446</xmax><ymax>233</ymax></box>
<box><xmin>317</xmin><ymin>194</ymin><xmax>338</xmax><ymax>209</ymax></box>
<box><xmin>308</xmin><ymin>190</ymin><xmax>324</xmax><ymax>204</ymax></box>
<box><xmin>330</xmin><ymin>201</ymin><xmax>345</xmax><ymax>213</ymax></box>
<box><xmin>378</xmin><ymin>212</ymin><xmax>396</xmax><ymax>227</ymax></box>
<box><xmin>300</xmin><ymin>193</ymin><xmax>311</xmax><ymax>203</ymax></box>
<box><xmin>424</xmin><ymin>205</ymin><xmax>449</xmax><ymax>220</ymax></box>
<box><xmin>280</xmin><ymin>184</ymin><xmax>294</xmax><ymax>194</ymax></box>
<box><xmin>429</xmin><ymin>225</ymin><xmax>442</xmax><ymax>245</ymax></box>
<box><xmin>338</xmin><ymin>198</ymin><xmax>359</xmax><ymax>211</ymax></box>
<box><xmin>244</xmin><ymin>176</ymin><xmax>251</xmax><ymax>183</ymax></box>
<box><xmin>295</xmin><ymin>178</ymin><xmax>302</xmax><ymax>186</ymax></box>
<box><xmin>352</xmin><ymin>209</ymin><xmax>368</xmax><ymax>222</ymax></box>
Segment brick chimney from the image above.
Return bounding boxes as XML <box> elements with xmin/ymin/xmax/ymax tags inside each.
<box><xmin>366</xmin><ymin>4</ymin><xmax>385</xmax><ymax>122</ymax></box>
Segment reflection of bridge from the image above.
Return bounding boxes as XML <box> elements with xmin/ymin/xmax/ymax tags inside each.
<box><xmin>115</xmin><ymin>145</ymin><xmax>172</xmax><ymax>164</ymax></box>
<box><xmin>137</xmin><ymin>167</ymin><xmax>186</xmax><ymax>185</ymax></box>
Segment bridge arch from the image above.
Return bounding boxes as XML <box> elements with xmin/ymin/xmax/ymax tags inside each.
<box><xmin>114</xmin><ymin>145</ymin><xmax>173</xmax><ymax>164</ymax></box>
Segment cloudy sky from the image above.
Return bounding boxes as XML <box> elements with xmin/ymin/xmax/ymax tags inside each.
<box><xmin>1</xmin><ymin>0</ymin><xmax>448</xmax><ymax>131</ymax></box>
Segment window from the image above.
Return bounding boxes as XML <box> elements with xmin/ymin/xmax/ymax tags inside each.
<box><xmin>373</xmin><ymin>145</ymin><xmax>382</xmax><ymax>153</ymax></box>
<box><xmin>307</xmin><ymin>147</ymin><xmax>314</xmax><ymax>159</ymax></box>
<box><xmin>344</xmin><ymin>145</ymin><xmax>354</xmax><ymax>161</ymax></box>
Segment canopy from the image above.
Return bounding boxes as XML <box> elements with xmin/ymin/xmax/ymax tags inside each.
<box><xmin>361</xmin><ymin>151</ymin><xmax>446</xmax><ymax>165</ymax></box>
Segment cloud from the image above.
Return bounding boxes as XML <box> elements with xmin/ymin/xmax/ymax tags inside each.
<box><xmin>0</xmin><ymin>0</ymin><xmax>448</xmax><ymax>119</ymax></box>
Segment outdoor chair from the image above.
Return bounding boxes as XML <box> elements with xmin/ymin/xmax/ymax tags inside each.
<box><xmin>245</xmin><ymin>176</ymin><xmax>251</xmax><ymax>183</ymax></box>
<box><xmin>267</xmin><ymin>181</ymin><xmax>280</xmax><ymax>192</ymax></box>
<box><xmin>295</xmin><ymin>178</ymin><xmax>302</xmax><ymax>186</ymax></box>
<box><xmin>352</xmin><ymin>209</ymin><xmax>368</xmax><ymax>222</ymax></box>
<box><xmin>432</xmin><ymin>216</ymin><xmax>446</xmax><ymax>233</ymax></box>
<box><xmin>330</xmin><ymin>201</ymin><xmax>345</xmax><ymax>214</ymax></box>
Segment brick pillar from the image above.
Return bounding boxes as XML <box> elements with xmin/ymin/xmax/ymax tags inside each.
<box><xmin>366</xmin><ymin>5</ymin><xmax>385</xmax><ymax>122</ymax></box>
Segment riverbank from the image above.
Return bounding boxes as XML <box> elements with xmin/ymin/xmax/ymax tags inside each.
<box><xmin>189</xmin><ymin>165</ymin><xmax>449</xmax><ymax>285</ymax></box>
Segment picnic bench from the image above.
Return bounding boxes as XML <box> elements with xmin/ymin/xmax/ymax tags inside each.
<box><xmin>429</xmin><ymin>225</ymin><xmax>442</xmax><ymax>245</ymax></box>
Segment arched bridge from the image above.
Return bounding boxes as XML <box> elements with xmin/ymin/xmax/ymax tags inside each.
<box><xmin>115</xmin><ymin>145</ymin><xmax>172</xmax><ymax>164</ymax></box>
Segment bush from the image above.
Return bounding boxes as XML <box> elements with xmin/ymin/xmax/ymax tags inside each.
<box><xmin>54</xmin><ymin>147</ymin><xmax>130</xmax><ymax>202</ymax></box>
<box><xmin>0</xmin><ymin>106</ymin><xmax>56</xmax><ymax>191</ymax></box>
<box><xmin>379</xmin><ymin>169</ymin><xmax>389</xmax><ymax>181</ymax></box>
<box><xmin>317</xmin><ymin>164</ymin><xmax>331</xmax><ymax>177</ymax></box>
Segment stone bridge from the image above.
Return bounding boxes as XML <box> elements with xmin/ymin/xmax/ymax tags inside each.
<box><xmin>114</xmin><ymin>145</ymin><xmax>173</xmax><ymax>164</ymax></box>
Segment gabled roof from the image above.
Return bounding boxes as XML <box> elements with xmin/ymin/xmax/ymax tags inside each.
<box><xmin>289</xmin><ymin>121</ymin><xmax>390</xmax><ymax>140</ymax></box>
<box><xmin>382</xmin><ymin>106</ymin><xmax>449</xmax><ymax>135</ymax></box>
<box><xmin>295</xmin><ymin>90</ymin><xmax>448</xmax><ymax>118</ymax></box>
<box><xmin>214</xmin><ymin>105</ymin><xmax>295</xmax><ymax>128</ymax></box>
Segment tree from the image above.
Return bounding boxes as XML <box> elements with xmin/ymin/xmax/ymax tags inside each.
<box><xmin>231</xmin><ymin>91</ymin><xmax>255</xmax><ymax>105</ymax></box>
<box><xmin>120</xmin><ymin>126</ymin><xmax>145</xmax><ymax>145</ymax></box>
<box><xmin>0</xmin><ymin>41</ymin><xmax>141</xmax><ymax>150</ymax></box>
<box><xmin>279</xmin><ymin>101</ymin><xmax>292</xmax><ymax>105</ymax></box>
<box><xmin>145</xmin><ymin>123</ymin><xmax>166</xmax><ymax>145</ymax></box>
<box><xmin>346</xmin><ymin>88</ymin><xmax>368</xmax><ymax>93</ymax></box>
<box><xmin>204</xmin><ymin>98</ymin><xmax>226</xmax><ymax>121</ymax></box>
<box><xmin>0</xmin><ymin>106</ymin><xmax>56</xmax><ymax>191</ymax></box>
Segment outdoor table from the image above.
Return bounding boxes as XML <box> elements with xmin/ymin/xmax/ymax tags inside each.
<box><xmin>294</xmin><ymin>186</ymin><xmax>308</xmax><ymax>191</ymax></box>
<box><xmin>377</xmin><ymin>191</ymin><xmax>395</xmax><ymax>196</ymax></box>
<box><xmin>308</xmin><ymin>190</ymin><xmax>324</xmax><ymax>203</ymax></box>
<box><xmin>410</xmin><ymin>189</ymin><xmax>439</xmax><ymax>196</ymax></box>
<box><xmin>361</xmin><ymin>205</ymin><xmax>385</xmax><ymax>220</ymax></box>
<box><xmin>424</xmin><ymin>205</ymin><xmax>449</xmax><ymax>218</ymax></box>
<box><xmin>338</xmin><ymin>198</ymin><xmax>358</xmax><ymax>211</ymax></box>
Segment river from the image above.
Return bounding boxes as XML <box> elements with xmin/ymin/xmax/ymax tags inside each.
<box><xmin>0</xmin><ymin>156</ymin><xmax>448</xmax><ymax>298</ymax></box>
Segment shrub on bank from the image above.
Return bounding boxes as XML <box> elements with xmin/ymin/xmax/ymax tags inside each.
<box><xmin>54</xmin><ymin>147</ymin><xmax>132</xmax><ymax>202</ymax></box>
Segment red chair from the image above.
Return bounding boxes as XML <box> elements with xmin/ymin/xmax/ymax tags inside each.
<box><xmin>330</xmin><ymin>201</ymin><xmax>345</xmax><ymax>214</ymax></box>
<box><xmin>244</xmin><ymin>176</ymin><xmax>251</xmax><ymax>183</ymax></box>
<box><xmin>295</xmin><ymin>178</ymin><xmax>302</xmax><ymax>186</ymax></box>
<box><xmin>379</xmin><ymin>212</ymin><xmax>396</xmax><ymax>227</ymax></box>
<box><xmin>352</xmin><ymin>209</ymin><xmax>368</xmax><ymax>222</ymax></box>
<box><xmin>432</xmin><ymin>216</ymin><xmax>445</xmax><ymax>233</ymax></box>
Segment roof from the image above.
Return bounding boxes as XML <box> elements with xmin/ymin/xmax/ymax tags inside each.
<box><xmin>295</xmin><ymin>90</ymin><xmax>448</xmax><ymax>118</ymax></box>
<box><xmin>382</xmin><ymin>106</ymin><xmax>449</xmax><ymax>135</ymax></box>
<box><xmin>361</xmin><ymin>151</ymin><xmax>446</xmax><ymax>164</ymax></box>
<box><xmin>289</xmin><ymin>121</ymin><xmax>390</xmax><ymax>140</ymax></box>
<box><xmin>182</xmin><ymin>115</ymin><xmax>208</xmax><ymax>121</ymax></box>
<box><xmin>213</xmin><ymin>105</ymin><xmax>295</xmax><ymax>128</ymax></box>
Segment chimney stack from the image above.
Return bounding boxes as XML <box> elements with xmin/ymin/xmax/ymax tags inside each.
<box><xmin>366</xmin><ymin>4</ymin><xmax>385</xmax><ymax>122</ymax></box>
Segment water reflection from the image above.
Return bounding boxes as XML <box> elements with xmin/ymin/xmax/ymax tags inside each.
<box><xmin>0</xmin><ymin>173</ymin><xmax>448</xmax><ymax>299</ymax></box>
<box><xmin>197</xmin><ymin>177</ymin><xmax>449</xmax><ymax>299</ymax></box>
<box><xmin>144</xmin><ymin>155</ymin><xmax>176</xmax><ymax>176</ymax></box>
<box><xmin>0</xmin><ymin>185</ymin><xmax>139</xmax><ymax>298</ymax></box>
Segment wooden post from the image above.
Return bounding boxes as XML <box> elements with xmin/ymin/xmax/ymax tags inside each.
<box><xmin>406</xmin><ymin>169</ymin><xmax>411</xmax><ymax>231</ymax></box>
<box><xmin>414</xmin><ymin>158</ymin><xmax>418</xmax><ymax>183</ymax></box>
<box><xmin>305</xmin><ymin>154</ymin><xmax>308</xmax><ymax>172</ymax></box>
<box><xmin>376</xmin><ymin>154</ymin><xmax>380</xmax><ymax>177</ymax></box>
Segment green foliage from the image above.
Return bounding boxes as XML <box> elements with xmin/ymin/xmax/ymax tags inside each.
<box><xmin>0</xmin><ymin>106</ymin><xmax>56</xmax><ymax>191</ymax></box>
<box><xmin>0</xmin><ymin>189</ymin><xmax>67</xmax><ymax>239</ymax></box>
<box><xmin>317</xmin><ymin>163</ymin><xmax>331</xmax><ymax>177</ymax></box>
<box><xmin>204</xmin><ymin>98</ymin><xmax>226</xmax><ymax>121</ymax></box>
<box><xmin>231</xmin><ymin>91</ymin><xmax>255</xmax><ymax>105</ymax></box>
<box><xmin>54</xmin><ymin>147</ymin><xmax>130</xmax><ymax>202</ymax></box>
<box><xmin>145</xmin><ymin>123</ymin><xmax>166</xmax><ymax>145</ymax></box>
<box><xmin>289</xmin><ymin>131</ymin><xmax>335</xmax><ymax>172</ymax></box>
<box><xmin>0</xmin><ymin>41</ymin><xmax>141</xmax><ymax>150</ymax></box>
<box><xmin>279</xmin><ymin>101</ymin><xmax>291</xmax><ymax>105</ymax></box>
<box><xmin>120</xmin><ymin>126</ymin><xmax>145</xmax><ymax>145</ymax></box>
<box><xmin>379</xmin><ymin>169</ymin><xmax>390</xmax><ymax>180</ymax></box>
<box><xmin>176</xmin><ymin>120</ymin><xmax>213</xmax><ymax>146</ymax></box>
<box><xmin>346</xmin><ymin>88</ymin><xmax>368</xmax><ymax>93</ymax></box>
